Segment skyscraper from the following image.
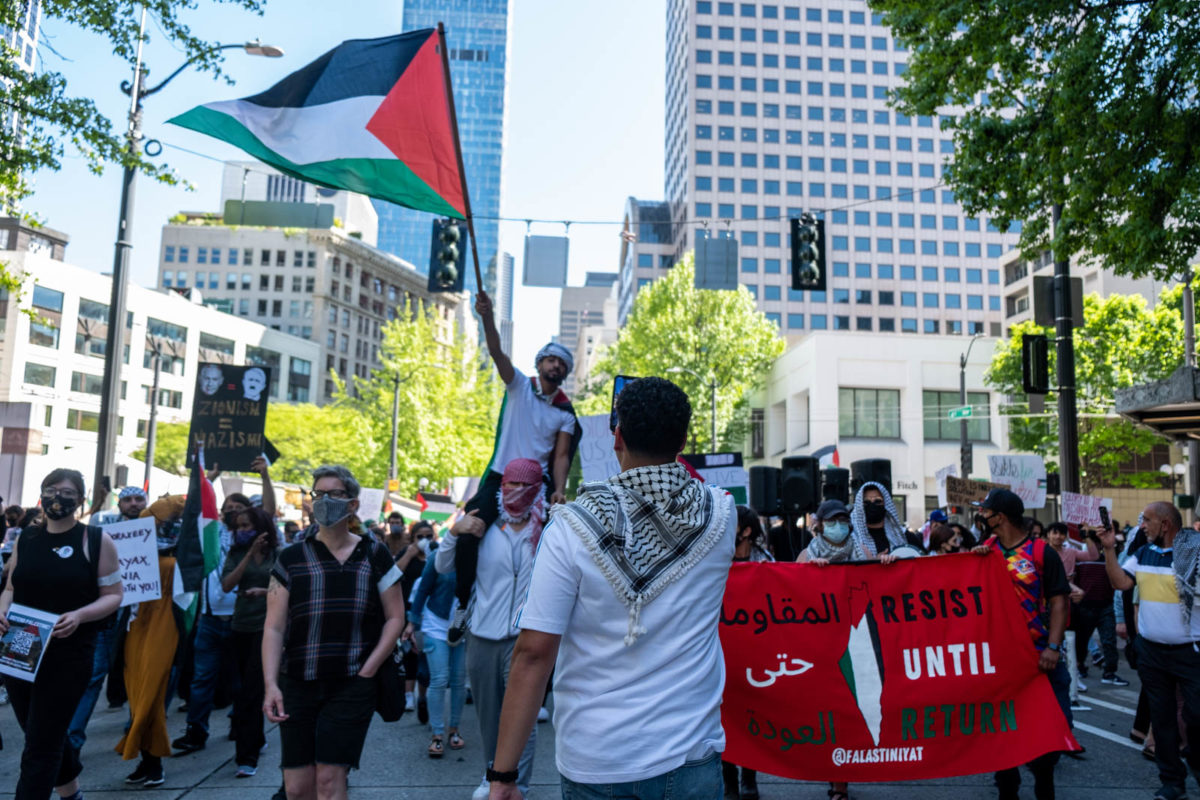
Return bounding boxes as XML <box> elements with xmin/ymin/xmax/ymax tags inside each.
<box><xmin>374</xmin><ymin>0</ymin><xmax>511</xmax><ymax>297</ymax></box>
<box><xmin>622</xmin><ymin>0</ymin><xmax>1021</xmax><ymax>337</ymax></box>
<box><xmin>2</xmin><ymin>0</ymin><xmax>41</xmax><ymax>201</ymax></box>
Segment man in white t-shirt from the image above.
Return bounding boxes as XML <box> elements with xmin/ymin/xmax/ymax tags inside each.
<box><xmin>448</xmin><ymin>290</ymin><xmax>581</xmax><ymax>645</ymax></box>
<box><xmin>486</xmin><ymin>376</ymin><xmax>736</xmax><ymax>799</ymax></box>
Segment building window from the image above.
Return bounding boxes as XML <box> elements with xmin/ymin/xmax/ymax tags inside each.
<box><xmin>923</xmin><ymin>390</ymin><xmax>990</xmax><ymax>442</ymax></box>
<box><xmin>69</xmin><ymin>371</ymin><xmax>103</xmax><ymax>395</ymax></box>
<box><xmin>23</xmin><ymin>362</ymin><xmax>56</xmax><ymax>386</ymax></box>
<box><xmin>838</xmin><ymin>388</ymin><xmax>901</xmax><ymax>439</ymax></box>
<box><xmin>66</xmin><ymin>409</ymin><xmax>101</xmax><ymax>432</ymax></box>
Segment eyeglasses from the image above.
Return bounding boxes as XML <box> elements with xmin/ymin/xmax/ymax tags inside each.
<box><xmin>311</xmin><ymin>490</ymin><xmax>350</xmax><ymax>500</ymax></box>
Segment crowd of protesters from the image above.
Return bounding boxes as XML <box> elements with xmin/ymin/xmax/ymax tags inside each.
<box><xmin>0</xmin><ymin>291</ymin><xmax>1189</xmax><ymax>800</ymax></box>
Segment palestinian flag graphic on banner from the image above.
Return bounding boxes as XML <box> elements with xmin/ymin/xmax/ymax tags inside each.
<box><xmin>838</xmin><ymin>584</ymin><xmax>886</xmax><ymax>746</ymax></box>
<box><xmin>169</xmin><ymin>30</ymin><xmax>465</xmax><ymax>217</ymax></box>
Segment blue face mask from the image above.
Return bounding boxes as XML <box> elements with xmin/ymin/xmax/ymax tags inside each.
<box><xmin>823</xmin><ymin>521</ymin><xmax>851</xmax><ymax>545</ymax></box>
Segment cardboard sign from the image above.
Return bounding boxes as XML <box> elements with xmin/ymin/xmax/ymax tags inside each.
<box><xmin>104</xmin><ymin>517</ymin><xmax>162</xmax><ymax>607</ymax></box>
<box><xmin>356</xmin><ymin>488</ymin><xmax>385</xmax><ymax>523</ymax></box>
<box><xmin>0</xmin><ymin>604</ymin><xmax>58</xmax><ymax>682</ymax></box>
<box><xmin>1060</xmin><ymin>492</ymin><xmax>1103</xmax><ymax>526</ymax></box>
<box><xmin>987</xmin><ymin>455</ymin><xmax>1046</xmax><ymax>510</ymax></box>
<box><xmin>935</xmin><ymin>464</ymin><xmax>959</xmax><ymax>508</ymax></box>
<box><xmin>944</xmin><ymin>476</ymin><xmax>1009</xmax><ymax>508</ymax></box>
<box><xmin>186</xmin><ymin>363</ymin><xmax>271</xmax><ymax>472</ymax></box>
<box><xmin>579</xmin><ymin>414</ymin><xmax>621</xmax><ymax>484</ymax></box>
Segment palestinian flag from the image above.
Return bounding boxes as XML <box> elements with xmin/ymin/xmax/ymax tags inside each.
<box><xmin>838</xmin><ymin>584</ymin><xmax>885</xmax><ymax>746</ymax></box>
<box><xmin>174</xmin><ymin>451</ymin><xmax>222</xmax><ymax>612</ymax></box>
<box><xmin>168</xmin><ymin>30</ymin><xmax>465</xmax><ymax>218</ymax></box>
<box><xmin>417</xmin><ymin>492</ymin><xmax>457</xmax><ymax>522</ymax></box>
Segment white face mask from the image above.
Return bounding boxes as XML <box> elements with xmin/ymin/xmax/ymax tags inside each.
<box><xmin>417</xmin><ymin>538</ymin><xmax>431</xmax><ymax>556</ymax></box>
<box><xmin>823</xmin><ymin>521</ymin><xmax>851</xmax><ymax>545</ymax></box>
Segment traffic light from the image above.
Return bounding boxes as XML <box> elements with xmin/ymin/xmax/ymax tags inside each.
<box><xmin>790</xmin><ymin>213</ymin><xmax>826</xmax><ymax>292</ymax></box>
<box><xmin>428</xmin><ymin>219</ymin><xmax>467</xmax><ymax>293</ymax></box>
<box><xmin>960</xmin><ymin>442</ymin><xmax>973</xmax><ymax>479</ymax></box>
<box><xmin>1021</xmin><ymin>334</ymin><xmax>1050</xmax><ymax>394</ymax></box>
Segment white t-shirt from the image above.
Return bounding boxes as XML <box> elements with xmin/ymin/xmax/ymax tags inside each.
<box><xmin>490</xmin><ymin>368</ymin><xmax>576</xmax><ymax>474</ymax></box>
<box><xmin>519</xmin><ymin>504</ymin><xmax>736</xmax><ymax>784</ymax></box>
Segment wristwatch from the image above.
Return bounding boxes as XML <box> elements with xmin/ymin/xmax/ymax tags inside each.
<box><xmin>1046</xmin><ymin>642</ymin><xmax>1062</xmax><ymax>652</ymax></box>
<box><xmin>486</xmin><ymin>766</ymin><xmax>519</xmax><ymax>784</ymax></box>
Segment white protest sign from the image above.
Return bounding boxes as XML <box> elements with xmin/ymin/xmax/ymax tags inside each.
<box><xmin>1061</xmin><ymin>491</ymin><xmax>1103</xmax><ymax>526</ymax></box>
<box><xmin>695</xmin><ymin>466</ymin><xmax>751</xmax><ymax>505</ymax></box>
<box><xmin>987</xmin><ymin>454</ymin><xmax>1047</xmax><ymax>509</ymax></box>
<box><xmin>935</xmin><ymin>463</ymin><xmax>958</xmax><ymax>508</ymax></box>
<box><xmin>103</xmin><ymin>517</ymin><xmax>161</xmax><ymax>607</ymax></box>
<box><xmin>356</xmin><ymin>488</ymin><xmax>385</xmax><ymax>523</ymax></box>
<box><xmin>579</xmin><ymin>415</ymin><xmax>621</xmax><ymax>484</ymax></box>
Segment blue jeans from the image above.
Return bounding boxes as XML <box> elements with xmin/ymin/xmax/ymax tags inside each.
<box><xmin>67</xmin><ymin>616</ymin><xmax>119</xmax><ymax>751</ymax></box>
<box><xmin>424</xmin><ymin>635</ymin><xmax>466</xmax><ymax>737</ymax></box>
<box><xmin>560</xmin><ymin>752</ymin><xmax>722</xmax><ymax>800</ymax></box>
<box><xmin>186</xmin><ymin>614</ymin><xmax>233</xmax><ymax>733</ymax></box>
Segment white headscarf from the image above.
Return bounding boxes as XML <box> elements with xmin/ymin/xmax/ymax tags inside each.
<box><xmin>849</xmin><ymin>481</ymin><xmax>906</xmax><ymax>559</ymax></box>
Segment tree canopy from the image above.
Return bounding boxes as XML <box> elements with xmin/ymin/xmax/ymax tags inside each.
<box><xmin>871</xmin><ymin>0</ymin><xmax>1200</xmax><ymax>282</ymax></box>
<box><xmin>985</xmin><ymin>285</ymin><xmax>1193</xmax><ymax>492</ymax></box>
<box><xmin>578</xmin><ymin>254</ymin><xmax>784</xmax><ymax>453</ymax></box>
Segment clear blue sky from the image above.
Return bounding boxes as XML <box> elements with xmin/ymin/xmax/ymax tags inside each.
<box><xmin>25</xmin><ymin>0</ymin><xmax>665</xmax><ymax>369</ymax></box>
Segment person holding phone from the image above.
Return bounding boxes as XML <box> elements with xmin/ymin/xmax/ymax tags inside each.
<box><xmin>221</xmin><ymin>506</ymin><xmax>280</xmax><ymax>778</ymax></box>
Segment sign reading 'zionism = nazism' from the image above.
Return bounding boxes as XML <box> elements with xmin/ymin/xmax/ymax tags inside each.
<box><xmin>186</xmin><ymin>363</ymin><xmax>272</xmax><ymax>472</ymax></box>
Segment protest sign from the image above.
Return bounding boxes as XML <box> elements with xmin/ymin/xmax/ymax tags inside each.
<box><xmin>944</xmin><ymin>476</ymin><xmax>1008</xmax><ymax>508</ymax></box>
<box><xmin>0</xmin><ymin>604</ymin><xmax>58</xmax><ymax>682</ymax></box>
<box><xmin>578</xmin><ymin>414</ymin><xmax>621</xmax><ymax>484</ymax></box>
<box><xmin>103</xmin><ymin>517</ymin><xmax>162</xmax><ymax>607</ymax></box>
<box><xmin>357</xmin><ymin>488</ymin><xmax>385</xmax><ymax>523</ymax></box>
<box><xmin>681</xmin><ymin>453</ymin><xmax>750</xmax><ymax>504</ymax></box>
<box><xmin>720</xmin><ymin>556</ymin><xmax>1078</xmax><ymax>782</ymax></box>
<box><xmin>935</xmin><ymin>464</ymin><xmax>958</xmax><ymax>508</ymax></box>
<box><xmin>987</xmin><ymin>455</ymin><xmax>1046</xmax><ymax>509</ymax></box>
<box><xmin>186</xmin><ymin>363</ymin><xmax>272</xmax><ymax>472</ymax></box>
<box><xmin>1061</xmin><ymin>492</ymin><xmax>1104</xmax><ymax>526</ymax></box>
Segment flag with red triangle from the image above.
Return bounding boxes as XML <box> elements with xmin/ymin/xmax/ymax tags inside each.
<box><xmin>168</xmin><ymin>30</ymin><xmax>465</xmax><ymax>218</ymax></box>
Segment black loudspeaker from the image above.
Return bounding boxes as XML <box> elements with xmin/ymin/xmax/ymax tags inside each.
<box><xmin>780</xmin><ymin>456</ymin><xmax>821</xmax><ymax>516</ymax></box>
<box><xmin>1046</xmin><ymin>473</ymin><xmax>1061</xmax><ymax>495</ymax></box>
<box><xmin>850</xmin><ymin>459</ymin><xmax>892</xmax><ymax>494</ymax></box>
<box><xmin>822</xmin><ymin>467</ymin><xmax>850</xmax><ymax>505</ymax></box>
<box><xmin>749</xmin><ymin>466</ymin><xmax>781</xmax><ymax>516</ymax></box>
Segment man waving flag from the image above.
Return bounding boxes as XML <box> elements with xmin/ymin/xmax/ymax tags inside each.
<box><xmin>169</xmin><ymin>29</ymin><xmax>465</xmax><ymax>217</ymax></box>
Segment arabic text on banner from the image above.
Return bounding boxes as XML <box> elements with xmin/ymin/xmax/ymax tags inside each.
<box><xmin>720</xmin><ymin>556</ymin><xmax>1078</xmax><ymax>782</ymax></box>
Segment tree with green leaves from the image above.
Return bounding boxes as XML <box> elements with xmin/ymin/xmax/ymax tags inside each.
<box><xmin>986</xmin><ymin>286</ymin><xmax>1192</xmax><ymax>492</ymax></box>
<box><xmin>579</xmin><ymin>254</ymin><xmax>784</xmax><ymax>453</ymax></box>
<box><xmin>871</xmin><ymin>0</ymin><xmax>1200</xmax><ymax>283</ymax></box>
<box><xmin>331</xmin><ymin>298</ymin><xmax>500</xmax><ymax>495</ymax></box>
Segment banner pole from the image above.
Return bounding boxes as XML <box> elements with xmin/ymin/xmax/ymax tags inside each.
<box><xmin>437</xmin><ymin>22</ymin><xmax>483</xmax><ymax>292</ymax></box>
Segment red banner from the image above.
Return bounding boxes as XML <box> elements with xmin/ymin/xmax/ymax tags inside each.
<box><xmin>720</xmin><ymin>554</ymin><xmax>1078</xmax><ymax>782</ymax></box>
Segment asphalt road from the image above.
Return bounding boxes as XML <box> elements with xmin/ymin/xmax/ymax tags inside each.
<box><xmin>0</xmin><ymin>659</ymin><xmax>1162</xmax><ymax>799</ymax></box>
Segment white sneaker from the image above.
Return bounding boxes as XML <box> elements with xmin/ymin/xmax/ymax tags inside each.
<box><xmin>537</xmin><ymin>706</ymin><xmax>550</xmax><ymax>723</ymax></box>
<box><xmin>471</xmin><ymin>776</ymin><xmax>490</xmax><ymax>800</ymax></box>
<box><xmin>405</xmin><ymin>691</ymin><xmax>416</xmax><ymax>712</ymax></box>
<box><xmin>235</xmin><ymin>764</ymin><xmax>257</xmax><ymax>778</ymax></box>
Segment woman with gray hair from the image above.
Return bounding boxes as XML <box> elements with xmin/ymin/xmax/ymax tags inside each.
<box><xmin>262</xmin><ymin>465</ymin><xmax>405</xmax><ymax>800</ymax></box>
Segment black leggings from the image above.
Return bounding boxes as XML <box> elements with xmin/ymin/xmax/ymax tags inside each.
<box><xmin>231</xmin><ymin>630</ymin><xmax>265</xmax><ymax>768</ymax></box>
<box><xmin>8</xmin><ymin>634</ymin><xmax>95</xmax><ymax>799</ymax></box>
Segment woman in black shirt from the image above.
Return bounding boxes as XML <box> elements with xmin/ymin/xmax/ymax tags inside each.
<box><xmin>0</xmin><ymin>469</ymin><xmax>122</xmax><ymax>800</ymax></box>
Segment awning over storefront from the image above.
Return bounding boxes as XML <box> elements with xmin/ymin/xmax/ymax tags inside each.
<box><xmin>1116</xmin><ymin>366</ymin><xmax>1200</xmax><ymax>440</ymax></box>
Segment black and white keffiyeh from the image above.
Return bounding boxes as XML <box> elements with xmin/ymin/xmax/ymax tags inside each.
<box><xmin>1174</xmin><ymin>529</ymin><xmax>1200</xmax><ymax>627</ymax></box>
<box><xmin>554</xmin><ymin>462</ymin><xmax>732</xmax><ymax>645</ymax></box>
<box><xmin>849</xmin><ymin>481</ymin><xmax>907</xmax><ymax>559</ymax></box>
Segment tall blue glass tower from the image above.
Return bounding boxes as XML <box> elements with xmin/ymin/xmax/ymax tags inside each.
<box><xmin>375</xmin><ymin>0</ymin><xmax>510</xmax><ymax>296</ymax></box>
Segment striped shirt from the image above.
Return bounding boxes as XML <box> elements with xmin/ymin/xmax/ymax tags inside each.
<box><xmin>272</xmin><ymin>536</ymin><xmax>402</xmax><ymax>680</ymax></box>
<box><xmin>1122</xmin><ymin>544</ymin><xmax>1200</xmax><ymax>645</ymax></box>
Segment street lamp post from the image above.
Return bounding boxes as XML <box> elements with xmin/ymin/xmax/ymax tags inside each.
<box><xmin>91</xmin><ymin>10</ymin><xmax>282</xmax><ymax>501</ymax></box>
<box><xmin>959</xmin><ymin>334</ymin><xmax>984</xmax><ymax>480</ymax></box>
<box><xmin>667</xmin><ymin>366</ymin><xmax>718</xmax><ymax>452</ymax></box>
<box><xmin>1160</xmin><ymin>463</ymin><xmax>1187</xmax><ymax>494</ymax></box>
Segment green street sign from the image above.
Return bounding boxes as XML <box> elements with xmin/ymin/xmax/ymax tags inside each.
<box><xmin>947</xmin><ymin>405</ymin><xmax>973</xmax><ymax>420</ymax></box>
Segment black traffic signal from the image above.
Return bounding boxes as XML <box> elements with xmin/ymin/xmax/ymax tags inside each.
<box><xmin>960</xmin><ymin>442</ymin><xmax>973</xmax><ymax>479</ymax></box>
<box><xmin>428</xmin><ymin>219</ymin><xmax>467</xmax><ymax>293</ymax></box>
<box><xmin>790</xmin><ymin>213</ymin><xmax>826</xmax><ymax>292</ymax></box>
<box><xmin>1022</xmin><ymin>334</ymin><xmax>1050</xmax><ymax>394</ymax></box>
<box><xmin>780</xmin><ymin>456</ymin><xmax>820</xmax><ymax>516</ymax></box>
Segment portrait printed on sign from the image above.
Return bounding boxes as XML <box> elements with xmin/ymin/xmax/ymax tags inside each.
<box><xmin>186</xmin><ymin>363</ymin><xmax>271</xmax><ymax>472</ymax></box>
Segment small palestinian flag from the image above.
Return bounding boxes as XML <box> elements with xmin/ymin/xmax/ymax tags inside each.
<box><xmin>418</xmin><ymin>492</ymin><xmax>457</xmax><ymax>522</ymax></box>
<box><xmin>839</xmin><ymin>584</ymin><xmax>885</xmax><ymax>746</ymax></box>
<box><xmin>175</xmin><ymin>448</ymin><xmax>222</xmax><ymax>614</ymax></box>
<box><xmin>168</xmin><ymin>30</ymin><xmax>465</xmax><ymax>218</ymax></box>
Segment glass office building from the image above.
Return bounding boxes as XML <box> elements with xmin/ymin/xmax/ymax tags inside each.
<box><xmin>374</xmin><ymin>0</ymin><xmax>510</xmax><ymax>296</ymax></box>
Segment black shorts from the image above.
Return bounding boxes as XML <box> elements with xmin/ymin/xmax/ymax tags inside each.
<box><xmin>278</xmin><ymin>673</ymin><xmax>376</xmax><ymax>769</ymax></box>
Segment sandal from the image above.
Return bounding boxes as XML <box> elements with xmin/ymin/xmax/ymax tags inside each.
<box><xmin>428</xmin><ymin>736</ymin><xmax>444</xmax><ymax>758</ymax></box>
<box><xmin>827</xmin><ymin>791</ymin><xmax>850</xmax><ymax>800</ymax></box>
<box><xmin>448</xmin><ymin>731</ymin><xmax>465</xmax><ymax>750</ymax></box>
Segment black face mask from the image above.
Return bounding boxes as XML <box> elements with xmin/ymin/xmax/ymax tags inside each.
<box><xmin>43</xmin><ymin>494</ymin><xmax>80</xmax><ymax>521</ymax></box>
<box><xmin>864</xmin><ymin>502</ymin><xmax>886</xmax><ymax>525</ymax></box>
